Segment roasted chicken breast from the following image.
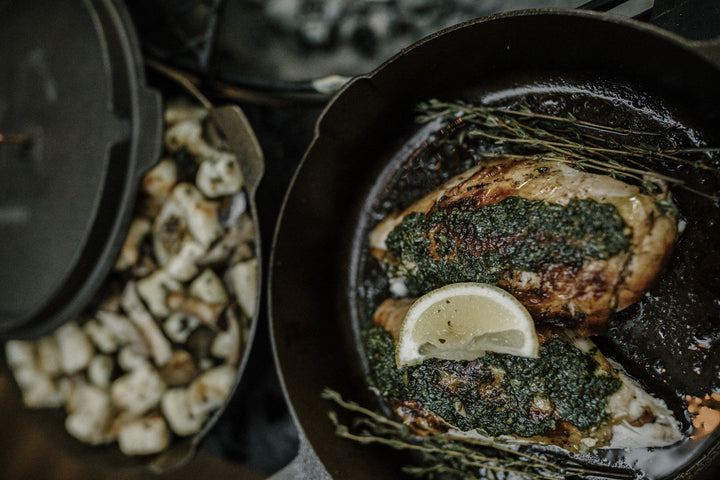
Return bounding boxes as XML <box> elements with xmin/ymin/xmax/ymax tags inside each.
<box><xmin>367</xmin><ymin>298</ymin><xmax>682</xmax><ymax>452</ymax></box>
<box><xmin>370</xmin><ymin>158</ymin><xmax>678</xmax><ymax>335</ymax></box>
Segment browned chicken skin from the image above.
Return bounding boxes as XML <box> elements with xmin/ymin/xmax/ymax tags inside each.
<box><xmin>370</xmin><ymin>158</ymin><xmax>678</xmax><ymax>335</ymax></box>
<box><xmin>370</xmin><ymin>298</ymin><xmax>682</xmax><ymax>452</ymax></box>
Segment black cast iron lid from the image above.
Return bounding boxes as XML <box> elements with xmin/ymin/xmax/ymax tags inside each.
<box><xmin>0</xmin><ymin>0</ymin><xmax>162</xmax><ymax>338</ymax></box>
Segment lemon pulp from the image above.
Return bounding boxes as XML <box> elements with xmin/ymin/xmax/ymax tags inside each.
<box><xmin>396</xmin><ymin>283</ymin><xmax>539</xmax><ymax>367</ymax></box>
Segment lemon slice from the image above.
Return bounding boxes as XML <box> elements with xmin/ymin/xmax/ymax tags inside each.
<box><xmin>396</xmin><ymin>283</ymin><xmax>539</xmax><ymax>367</ymax></box>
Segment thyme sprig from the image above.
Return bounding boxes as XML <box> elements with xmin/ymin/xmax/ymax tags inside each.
<box><xmin>415</xmin><ymin>99</ymin><xmax>720</xmax><ymax>201</ymax></box>
<box><xmin>323</xmin><ymin>388</ymin><xmax>636</xmax><ymax>480</ymax></box>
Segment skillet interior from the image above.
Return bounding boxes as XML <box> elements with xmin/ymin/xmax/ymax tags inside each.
<box><xmin>269</xmin><ymin>10</ymin><xmax>720</xmax><ymax>479</ymax></box>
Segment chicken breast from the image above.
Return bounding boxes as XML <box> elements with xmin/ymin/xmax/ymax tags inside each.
<box><xmin>370</xmin><ymin>158</ymin><xmax>678</xmax><ymax>335</ymax></box>
<box><xmin>367</xmin><ymin>298</ymin><xmax>683</xmax><ymax>453</ymax></box>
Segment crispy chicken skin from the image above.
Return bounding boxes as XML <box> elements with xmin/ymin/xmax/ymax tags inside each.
<box><xmin>372</xmin><ymin>299</ymin><xmax>682</xmax><ymax>452</ymax></box>
<box><xmin>370</xmin><ymin>158</ymin><xmax>678</xmax><ymax>335</ymax></box>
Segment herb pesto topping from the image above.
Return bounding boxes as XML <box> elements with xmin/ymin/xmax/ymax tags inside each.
<box><xmin>385</xmin><ymin>196</ymin><xmax>632</xmax><ymax>296</ymax></box>
<box><xmin>363</xmin><ymin>326</ymin><xmax>622</xmax><ymax>437</ymax></box>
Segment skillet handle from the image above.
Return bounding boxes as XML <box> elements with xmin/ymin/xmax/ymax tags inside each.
<box><xmin>650</xmin><ymin>0</ymin><xmax>720</xmax><ymax>41</ymax></box>
<box><xmin>268</xmin><ymin>429</ymin><xmax>332</xmax><ymax>480</ymax></box>
<box><xmin>581</xmin><ymin>1</ymin><xmax>720</xmax><ymax>68</ymax></box>
<box><xmin>133</xmin><ymin>84</ymin><xmax>164</xmax><ymax>176</ymax></box>
<box><xmin>650</xmin><ymin>0</ymin><xmax>720</xmax><ymax>69</ymax></box>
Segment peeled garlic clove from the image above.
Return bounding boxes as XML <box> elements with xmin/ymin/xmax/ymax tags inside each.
<box><xmin>163</xmin><ymin>313</ymin><xmax>200</xmax><ymax>344</ymax></box>
<box><xmin>136</xmin><ymin>269</ymin><xmax>183</xmax><ymax>318</ymax></box>
<box><xmin>186</xmin><ymin>200</ymin><xmax>223</xmax><ymax>248</ymax></box>
<box><xmin>84</xmin><ymin>318</ymin><xmax>120</xmax><ymax>354</ymax></box>
<box><xmin>197</xmin><ymin>213</ymin><xmax>254</xmax><ymax>267</ymax></box>
<box><xmin>188</xmin><ymin>364</ymin><xmax>235</xmax><ymax>418</ymax></box>
<box><xmin>88</xmin><ymin>355</ymin><xmax>115</xmax><ymax>389</ymax></box>
<box><xmin>95</xmin><ymin>310</ymin><xmax>148</xmax><ymax>355</ymax></box>
<box><xmin>153</xmin><ymin>199</ymin><xmax>191</xmax><ymax>266</ymax></box>
<box><xmin>211</xmin><ymin>309</ymin><xmax>241</xmax><ymax>365</ymax></box>
<box><xmin>115</xmin><ymin>218</ymin><xmax>152</xmax><ymax>271</ymax></box>
<box><xmin>164</xmin><ymin>105</ymin><xmax>207</xmax><ymax>126</ymax></box>
<box><xmin>14</xmin><ymin>366</ymin><xmax>65</xmax><ymax>409</ymax></box>
<box><xmin>111</xmin><ymin>366</ymin><xmax>166</xmax><ymax>416</ymax></box>
<box><xmin>117</xmin><ymin>345</ymin><xmax>150</xmax><ymax>372</ymax></box>
<box><xmin>164</xmin><ymin>119</ymin><xmax>205</xmax><ymax>155</ymax></box>
<box><xmin>121</xmin><ymin>282</ymin><xmax>172</xmax><ymax>367</ymax></box>
<box><xmin>196</xmin><ymin>154</ymin><xmax>244</xmax><ymax>198</ymax></box>
<box><xmin>226</xmin><ymin>259</ymin><xmax>258</xmax><ymax>318</ymax></box>
<box><xmin>142</xmin><ymin>157</ymin><xmax>177</xmax><ymax>198</ymax></box>
<box><xmin>65</xmin><ymin>383</ymin><xmax>113</xmax><ymax>445</ymax></box>
<box><xmin>189</xmin><ymin>269</ymin><xmax>228</xmax><ymax>305</ymax></box>
<box><xmin>54</xmin><ymin>321</ymin><xmax>94</xmax><ymax>374</ymax></box>
<box><xmin>161</xmin><ymin>388</ymin><xmax>206</xmax><ymax>436</ymax></box>
<box><xmin>35</xmin><ymin>336</ymin><xmax>61</xmax><ymax>376</ymax></box>
<box><xmin>165</xmin><ymin>240</ymin><xmax>206</xmax><ymax>281</ymax></box>
<box><xmin>166</xmin><ymin>291</ymin><xmax>224</xmax><ymax>326</ymax></box>
<box><xmin>117</xmin><ymin>415</ymin><xmax>171</xmax><ymax>456</ymax></box>
<box><xmin>4</xmin><ymin>340</ymin><xmax>35</xmax><ymax>369</ymax></box>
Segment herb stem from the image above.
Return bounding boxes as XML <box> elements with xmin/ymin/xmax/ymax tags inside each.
<box><xmin>337</xmin><ymin>430</ymin><xmax>560</xmax><ymax>480</ymax></box>
<box><xmin>322</xmin><ymin>388</ymin><xmax>408</xmax><ymax>430</ymax></box>
<box><xmin>324</xmin><ymin>388</ymin><xmax>636</xmax><ymax>480</ymax></box>
<box><xmin>487</xmin><ymin>106</ymin><xmax>659</xmax><ymax>135</ymax></box>
<box><xmin>468</xmin><ymin>129</ymin><xmax>686</xmax><ymax>183</ymax></box>
<box><xmin>415</xmin><ymin>99</ymin><xmax>720</xmax><ymax>201</ymax></box>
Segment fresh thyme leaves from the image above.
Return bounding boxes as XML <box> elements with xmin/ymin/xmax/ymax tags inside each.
<box><xmin>323</xmin><ymin>388</ymin><xmax>636</xmax><ymax>480</ymax></box>
<box><xmin>415</xmin><ymin>99</ymin><xmax>720</xmax><ymax>201</ymax></box>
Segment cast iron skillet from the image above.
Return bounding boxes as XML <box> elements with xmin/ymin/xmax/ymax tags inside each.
<box><xmin>0</xmin><ymin>103</ymin><xmax>265</xmax><ymax>473</ymax></box>
<box><xmin>0</xmin><ymin>0</ymin><xmax>266</xmax><ymax>469</ymax></box>
<box><xmin>1</xmin><ymin>0</ymin><xmax>266</xmax><ymax>473</ymax></box>
<box><xmin>269</xmin><ymin>6</ymin><xmax>720</xmax><ymax>480</ymax></box>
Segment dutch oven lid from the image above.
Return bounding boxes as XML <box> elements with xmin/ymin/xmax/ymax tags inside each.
<box><xmin>0</xmin><ymin>0</ymin><xmax>162</xmax><ymax>338</ymax></box>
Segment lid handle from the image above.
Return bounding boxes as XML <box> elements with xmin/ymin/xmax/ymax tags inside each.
<box><xmin>133</xmin><ymin>84</ymin><xmax>163</xmax><ymax>176</ymax></box>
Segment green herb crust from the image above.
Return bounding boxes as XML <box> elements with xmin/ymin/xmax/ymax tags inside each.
<box><xmin>384</xmin><ymin>196</ymin><xmax>632</xmax><ymax>296</ymax></box>
<box><xmin>363</xmin><ymin>326</ymin><xmax>622</xmax><ymax>438</ymax></box>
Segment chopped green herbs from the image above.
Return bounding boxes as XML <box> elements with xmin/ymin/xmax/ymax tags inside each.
<box><xmin>385</xmin><ymin>196</ymin><xmax>632</xmax><ymax>296</ymax></box>
<box><xmin>363</xmin><ymin>326</ymin><xmax>622</xmax><ymax>437</ymax></box>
